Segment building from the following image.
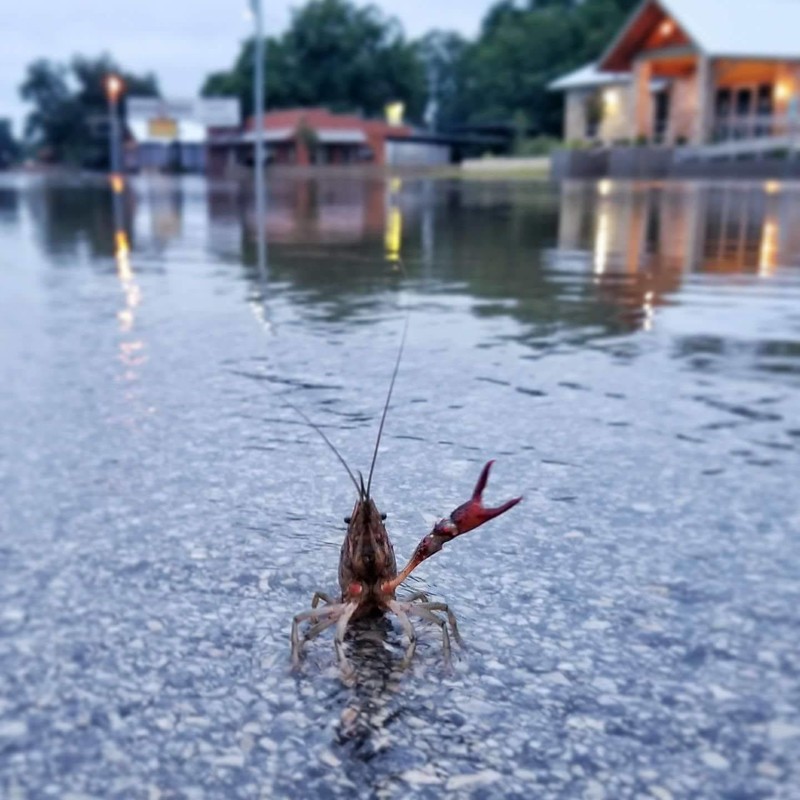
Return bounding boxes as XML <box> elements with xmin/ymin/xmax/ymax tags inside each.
<box><xmin>207</xmin><ymin>108</ymin><xmax>413</xmax><ymax>175</ymax></box>
<box><xmin>549</xmin><ymin>0</ymin><xmax>800</xmax><ymax>147</ymax></box>
<box><xmin>548</xmin><ymin>63</ymin><xmax>640</xmax><ymax>145</ymax></box>
<box><xmin>126</xmin><ymin>98</ymin><xmax>240</xmax><ymax>173</ymax></box>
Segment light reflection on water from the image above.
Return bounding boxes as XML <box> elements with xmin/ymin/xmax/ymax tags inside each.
<box><xmin>0</xmin><ymin>174</ymin><xmax>799</xmax><ymax>798</ymax></box>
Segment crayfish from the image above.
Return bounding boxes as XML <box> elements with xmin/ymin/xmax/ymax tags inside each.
<box><xmin>290</xmin><ymin>460</ymin><xmax>521</xmax><ymax>677</ymax></box>
<box><xmin>287</xmin><ymin>327</ymin><xmax>522</xmax><ymax>678</ymax></box>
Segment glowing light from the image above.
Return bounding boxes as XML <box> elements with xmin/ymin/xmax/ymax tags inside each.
<box><xmin>758</xmin><ymin>218</ymin><xmax>779</xmax><ymax>277</ymax></box>
<box><xmin>385</xmin><ymin>178</ymin><xmax>403</xmax><ymax>264</ymax></box>
<box><xmin>120</xmin><ymin>340</ymin><xmax>146</xmax><ymax>369</ymax></box>
<box><xmin>774</xmin><ymin>81</ymin><xmax>792</xmax><ymax>102</ymax></box>
<box><xmin>597</xmin><ymin>179</ymin><xmax>612</xmax><ymax>197</ymax></box>
<box><xmin>764</xmin><ymin>180</ymin><xmax>781</xmax><ymax>195</ymax></box>
<box><xmin>114</xmin><ymin>229</ymin><xmax>142</xmax><ymax>335</ymax></box>
<box><xmin>593</xmin><ymin>206</ymin><xmax>610</xmax><ymax>276</ymax></box>
<box><xmin>115</xmin><ymin>229</ymin><xmax>130</xmax><ymax>259</ymax></box>
<box><xmin>385</xmin><ymin>207</ymin><xmax>403</xmax><ymax>263</ymax></box>
<box><xmin>110</xmin><ymin>174</ymin><xmax>125</xmax><ymax>194</ymax></box>
<box><xmin>105</xmin><ymin>74</ymin><xmax>123</xmax><ymax>102</ymax></box>
<box><xmin>385</xmin><ymin>101</ymin><xmax>405</xmax><ymax>127</ymax></box>
<box><xmin>603</xmin><ymin>88</ymin><xmax>620</xmax><ymax>112</ymax></box>
<box><xmin>659</xmin><ymin>19</ymin><xmax>675</xmax><ymax>37</ymax></box>
<box><xmin>642</xmin><ymin>289</ymin><xmax>655</xmax><ymax>331</ymax></box>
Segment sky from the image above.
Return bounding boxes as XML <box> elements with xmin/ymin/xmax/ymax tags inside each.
<box><xmin>1</xmin><ymin>0</ymin><xmax>496</xmax><ymax>136</ymax></box>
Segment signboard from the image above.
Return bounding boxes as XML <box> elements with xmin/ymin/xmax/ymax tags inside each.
<box><xmin>197</xmin><ymin>99</ymin><xmax>241</xmax><ymax>127</ymax></box>
<box><xmin>147</xmin><ymin>117</ymin><xmax>178</xmax><ymax>140</ymax></box>
<box><xmin>128</xmin><ymin>97</ymin><xmax>240</xmax><ymax>127</ymax></box>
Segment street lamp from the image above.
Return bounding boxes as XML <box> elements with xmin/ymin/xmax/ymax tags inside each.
<box><xmin>105</xmin><ymin>74</ymin><xmax>124</xmax><ymax>176</ymax></box>
<box><xmin>250</xmin><ymin>0</ymin><xmax>268</xmax><ymax>285</ymax></box>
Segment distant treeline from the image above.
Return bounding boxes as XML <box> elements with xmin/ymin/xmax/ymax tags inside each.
<box><xmin>202</xmin><ymin>0</ymin><xmax>640</xmax><ymax>134</ymax></box>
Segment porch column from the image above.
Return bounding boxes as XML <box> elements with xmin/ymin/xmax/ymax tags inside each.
<box><xmin>632</xmin><ymin>58</ymin><xmax>652</xmax><ymax>140</ymax></box>
<box><xmin>693</xmin><ymin>56</ymin><xmax>715</xmax><ymax>145</ymax></box>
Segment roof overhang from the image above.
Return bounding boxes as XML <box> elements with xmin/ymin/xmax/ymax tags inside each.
<box><xmin>240</xmin><ymin>128</ymin><xmax>295</xmax><ymax>143</ymax></box>
<box><xmin>599</xmin><ymin>0</ymin><xmax>700</xmax><ymax>72</ymax></box>
<box><xmin>548</xmin><ymin>62</ymin><xmax>631</xmax><ymax>92</ymax></box>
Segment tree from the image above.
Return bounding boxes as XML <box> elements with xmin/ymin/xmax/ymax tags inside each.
<box><xmin>19</xmin><ymin>54</ymin><xmax>159</xmax><ymax>166</ymax></box>
<box><xmin>201</xmin><ymin>0</ymin><xmax>425</xmax><ymax>121</ymax></box>
<box><xmin>447</xmin><ymin>0</ymin><xmax>644</xmax><ymax>135</ymax></box>
<box><xmin>199</xmin><ymin>0</ymin><xmax>647</xmax><ymax>136</ymax></box>
<box><xmin>20</xmin><ymin>60</ymin><xmax>85</xmax><ymax>163</ymax></box>
<box><xmin>415</xmin><ymin>30</ymin><xmax>471</xmax><ymax>130</ymax></box>
<box><xmin>0</xmin><ymin>119</ymin><xmax>22</xmax><ymax>167</ymax></box>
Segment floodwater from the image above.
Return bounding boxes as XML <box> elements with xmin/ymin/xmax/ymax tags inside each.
<box><xmin>1</xmin><ymin>173</ymin><xmax>799</xmax><ymax>799</ymax></box>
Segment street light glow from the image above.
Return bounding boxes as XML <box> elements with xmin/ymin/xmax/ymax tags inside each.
<box><xmin>105</xmin><ymin>74</ymin><xmax>124</xmax><ymax>101</ymax></box>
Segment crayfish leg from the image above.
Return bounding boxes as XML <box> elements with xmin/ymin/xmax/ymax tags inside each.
<box><xmin>387</xmin><ymin>599</ymin><xmax>418</xmax><ymax>669</ymax></box>
<box><xmin>413</xmin><ymin>601</ymin><xmax>464</xmax><ymax>649</ymax></box>
<box><xmin>311</xmin><ymin>591</ymin><xmax>336</xmax><ymax>608</ymax></box>
<box><xmin>291</xmin><ymin>602</ymin><xmax>348</xmax><ymax>669</ymax></box>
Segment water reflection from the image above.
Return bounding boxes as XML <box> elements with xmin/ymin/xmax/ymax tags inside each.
<box><xmin>140</xmin><ymin>178</ymin><xmax>183</xmax><ymax>252</ymax></box>
<box><xmin>111</xmin><ymin>177</ymin><xmax>146</xmax><ymax>382</ymax></box>
<box><xmin>556</xmin><ymin>181</ymin><xmax>800</xmax><ymax>333</ymax></box>
<box><xmin>18</xmin><ymin>174</ymin><xmax>800</xmax><ymax>347</ymax></box>
<box><xmin>0</xmin><ymin>185</ymin><xmax>20</xmax><ymax>225</ymax></box>
<box><xmin>384</xmin><ymin>177</ymin><xmax>404</xmax><ymax>267</ymax></box>
<box><xmin>25</xmin><ymin>178</ymin><xmax>132</xmax><ymax>259</ymax></box>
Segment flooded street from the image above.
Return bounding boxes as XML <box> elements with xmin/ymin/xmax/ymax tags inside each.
<box><xmin>1</xmin><ymin>174</ymin><xmax>799</xmax><ymax>799</ymax></box>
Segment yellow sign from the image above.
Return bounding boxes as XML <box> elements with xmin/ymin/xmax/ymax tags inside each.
<box><xmin>147</xmin><ymin>117</ymin><xmax>178</xmax><ymax>140</ymax></box>
<box><xmin>385</xmin><ymin>102</ymin><xmax>404</xmax><ymax>127</ymax></box>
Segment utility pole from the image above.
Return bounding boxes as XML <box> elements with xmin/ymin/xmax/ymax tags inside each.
<box><xmin>251</xmin><ymin>0</ymin><xmax>267</xmax><ymax>273</ymax></box>
<box><xmin>105</xmin><ymin>74</ymin><xmax>124</xmax><ymax>175</ymax></box>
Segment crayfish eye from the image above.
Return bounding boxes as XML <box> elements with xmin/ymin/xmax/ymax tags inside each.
<box><xmin>343</xmin><ymin>516</ymin><xmax>351</xmax><ymax>524</ymax></box>
<box><xmin>380</xmin><ymin>513</ymin><xmax>387</xmax><ymax>521</ymax></box>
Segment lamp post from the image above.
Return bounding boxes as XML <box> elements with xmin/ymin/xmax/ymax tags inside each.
<box><xmin>249</xmin><ymin>0</ymin><xmax>269</xmax><ymax>291</ymax></box>
<box><xmin>105</xmin><ymin>74</ymin><xmax>124</xmax><ymax>175</ymax></box>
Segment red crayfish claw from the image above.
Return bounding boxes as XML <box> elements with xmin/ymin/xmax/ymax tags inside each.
<box><xmin>438</xmin><ymin>460</ymin><xmax>523</xmax><ymax>537</ymax></box>
<box><xmin>382</xmin><ymin>460</ymin><xmax>522</xmax><ymax>593</ymax></box>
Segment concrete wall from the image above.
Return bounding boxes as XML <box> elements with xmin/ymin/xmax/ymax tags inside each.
<box><xmin>671</xmin><ymin>157</ymin><xmax>800</xmax><ymax>179</ymax></box>
<box><xmin>462</xmin><ymin>156</ymin><xmax>549</xmax><ymax>173</ymax></box>
<box><xmin>552</xmin><ymin>146</ymin><xmax>800</xmax><ymax>180</ymax></box>
<box><xmin>609</xmin><ymin>146</ymin><xmax>674</xmax><ymax>178</ymax></box>
<box><xmin>550</xmin><ymin>149</ymin><xmax>610</xmax><ymax>180</ymax></box>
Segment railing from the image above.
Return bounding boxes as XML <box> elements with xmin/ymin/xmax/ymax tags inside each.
<box><xmin>712</xmin><ymin>114</ymin><xmax>800</xmax><ymax>143</ymax></box>
<box><xmin>675</xmin><ymin>115</ymin><xmax>800</xmax><ymax>163</ymax></box>
<box><xmin>650</xmin><ymin>113</ymin><xmax>800</xmax><ymax>147</ymax></box>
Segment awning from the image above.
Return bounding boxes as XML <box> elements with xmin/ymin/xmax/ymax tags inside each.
<box><xmin>240</xmin><ymin>128</ymin><xmax>295</xmax><ymax>143</ymax></box>
<box><xmin>315</xmin><ymin>129</ymin><xmax>367</xmax><ymax>144</ymax></box>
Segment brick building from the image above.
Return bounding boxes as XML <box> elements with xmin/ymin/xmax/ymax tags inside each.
<box><xmin>207</xmin><ymin>108</ymin><xmax>412</xmax><ymax>175</ymax></box>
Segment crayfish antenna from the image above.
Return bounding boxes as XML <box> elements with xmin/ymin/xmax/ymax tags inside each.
<box><xmin>366</xmin><ymin>314</ymin><xmax>409</xmax><ymax>499</ymax></box>
<box><xmin>381</xmin><ymin>460</ymin><xmax>521</xmax><ymax>594</ymax></box>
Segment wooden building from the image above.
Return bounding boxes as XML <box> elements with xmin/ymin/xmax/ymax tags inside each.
<box><xmin>549</xmin><ymin>0</ymin><xmax>800</xmax><ymax>146</ymax></box>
